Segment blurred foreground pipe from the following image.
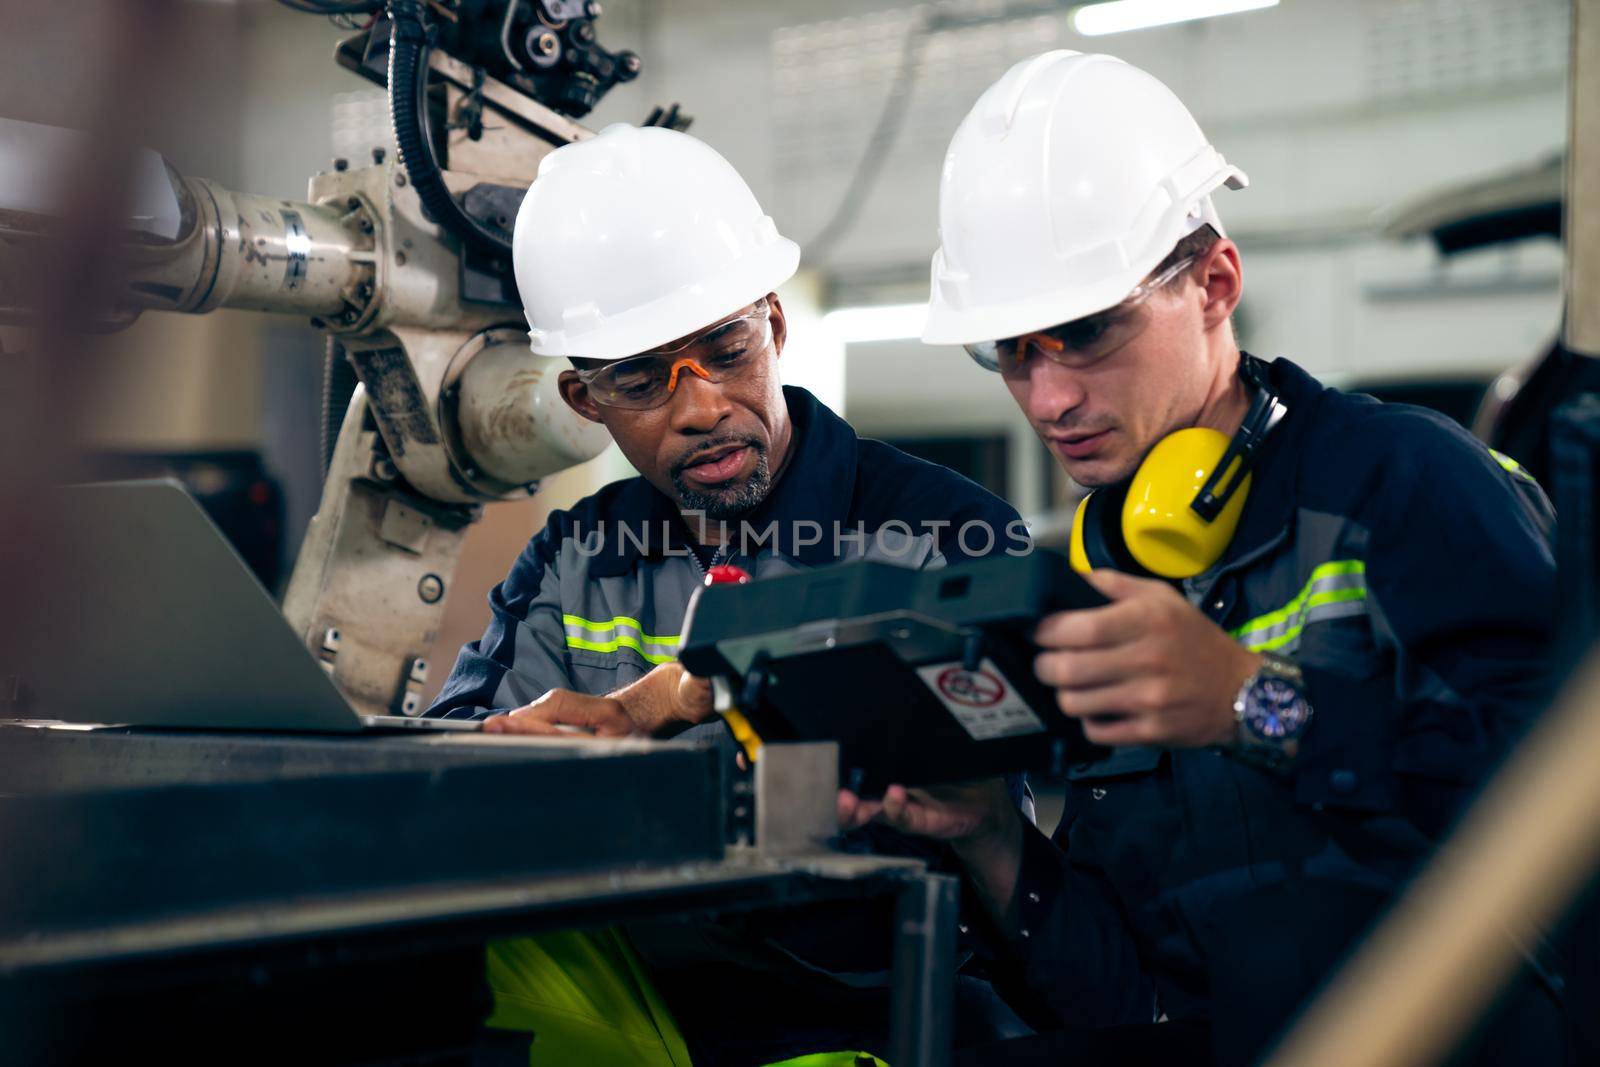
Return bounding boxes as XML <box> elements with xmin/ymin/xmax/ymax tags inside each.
<box><xmin>1264</xmin><ymin>644</ymin><xmax>1600</xmax><ymax>1067</ymax></box>
<box><xmin>1567</xmin><ymin>0</ymin><xmax>1600</xmax><ymax>357</ymax></box>
<box><xmin>1275</xmin><ymin>7</ymin><xmax>1600</xmax><ymax>1059</ymax></box>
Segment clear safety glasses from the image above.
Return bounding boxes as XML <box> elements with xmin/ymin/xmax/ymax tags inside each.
<box><xmin>964</xmin><ymin>255</ymin><xmax>1199</xmax><ymax>374</ymax></box>
<box><xmin>575</xmin><ymin>302</ymin><xmax>773</xmax><ymax>411</ymax></box>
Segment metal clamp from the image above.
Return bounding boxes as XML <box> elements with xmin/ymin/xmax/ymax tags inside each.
<box><xmin>398</xmin><ymin>656</ymin><xmax>429</xmax><ymax>717</ymax></box>
<box><xmin>317</xmin><ymin>627</ymin><xmax>341</xmax><ymax>678</ymax></box>
<box><xmin>752</xmin><ymin>742</ymin><xmax>840</xmax><ymax>857</ymax></box>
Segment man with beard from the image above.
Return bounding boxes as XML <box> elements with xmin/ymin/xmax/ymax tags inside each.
<box><xmin>427</xmin><ymin>124</ymin><xmax>1030</xmax><ymax>1066</ymax></box>
<box><xmin>428</xmin><ymin>123</ymin><xmax>1025</xmax><ymax>737</ymax></box>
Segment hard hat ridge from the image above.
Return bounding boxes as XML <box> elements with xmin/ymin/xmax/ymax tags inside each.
<box><xmin>924</xmin><ymin>50</ymin><xmax>1247</xmax><ymax>346</ymax></box>
<box><xmin>514</xmin><ymin>124</ymin><xmax>800</xmax><ymax>361</ymax></box>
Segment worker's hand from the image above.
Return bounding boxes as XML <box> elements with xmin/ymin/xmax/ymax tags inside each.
<box><xmin>837</xmin><ymin>779</ymin><xmax>1016</xmax><ymax>852</ymax></box>
<box><xmin>483</xmin><ymin>662</ymin><xmax>714</xmax><ymax>738</ymax></box>
<box><xmin>839</xmin><ymin>780</ymin><xmax>1026</xmax><ymax>912</ymax></box>
<box><xmin>483</xmin><ymin>688</ymin><xmax>638</xmax><ymax>736</ymax></box>
<box><xmin>611</xmin><ymin>661</ymin><xmax>714</xmax><ymax>733</ymax></box>
<box><xmin>670</xmin><ymin>663</ymin><xmax>715</xmax><ymax>726</ymax></box>
<box><xmin>1034</xmin><ymin>568</ymin><xmax>1261</xmax><ymax>749</ymax></box>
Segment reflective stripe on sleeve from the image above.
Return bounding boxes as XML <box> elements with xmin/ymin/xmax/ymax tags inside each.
<box><xmin>562</xmin><ymin>614</ymin><xmax>680</xmax><ymax>664</ymax></box>
<box><xmin>1229</xmin><ymin>560</ymin><xmax>1368</xmax><ymax>653</ymax></box>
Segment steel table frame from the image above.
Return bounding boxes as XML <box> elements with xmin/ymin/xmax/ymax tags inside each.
<box><xmin>1</xmin><ymin>846</ymin><xmax>959</xmax><ymax>1067</ymax></box>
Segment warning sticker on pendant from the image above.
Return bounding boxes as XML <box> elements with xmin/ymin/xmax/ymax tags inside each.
<box><xmin>916</xmin><ymin>658</ymin><xmax>1046</xmax><ymax>741</ymax></box>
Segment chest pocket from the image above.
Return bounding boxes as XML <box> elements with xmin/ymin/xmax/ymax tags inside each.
<box><xmin>566</xmin><ymin>653</ymin><xmax>653</xmax><ymax>695</ymax></box>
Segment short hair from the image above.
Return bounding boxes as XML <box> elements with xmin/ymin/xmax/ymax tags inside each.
<box><xmin>1152</xmin><ymin>222</ymin><xmax>1221</xmax><ymax>279</ymax></box>
<box><xmin>1049</xmin><ymin>223</ymin><xmax>1222</xmax><ymax>337</ymax></box>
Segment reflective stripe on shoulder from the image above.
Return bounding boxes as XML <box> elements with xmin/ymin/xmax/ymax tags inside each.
<box><xmin>1489</xmin><ymin>448</ymin><xmax>1539</xmax><ymax>486</ymax></box>
<box><xmin>562</xmin><ymin>614</ymin><xmax>680</xmax><ymax>664</ymax></box>
<box><xmin>1230</xmin><ymin>560</ymin><xmax>1367</xmax><ymax>653</ymax></box>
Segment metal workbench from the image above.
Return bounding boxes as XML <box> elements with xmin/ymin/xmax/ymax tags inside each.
<box><xmin>0</xmin><ymin>724</ymin><xmax>958</xmax><ymax>1066</ymax></box>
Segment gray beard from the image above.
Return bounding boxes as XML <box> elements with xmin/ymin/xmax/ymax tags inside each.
<box><xmin>672</xmin><ymin>446</ymin><xmax>772</xmax><ymax>520</ymax></box>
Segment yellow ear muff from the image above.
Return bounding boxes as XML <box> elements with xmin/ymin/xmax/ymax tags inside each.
<box><xmin>1068</xmin><ymin>481</ymin><xmax>1142</xmax><ymax>575</ymax></box>
<box><xmin>1121</xmin><ymin>426</ymin><xmax>1252</xmax><ymax>579</ymax></box>
<box><xmin>1068</xmin><ymin>494</ymin><xmax>1093</xmax><ymax>574</ymax></box>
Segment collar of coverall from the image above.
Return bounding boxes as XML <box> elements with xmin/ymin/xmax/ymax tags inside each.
<box><xmin>1201</xmin><ymin>354</ymin><xmax>1322</xmax><ymax>578</ymax></box>
<box><xmin>585</xmin><ymin>385</ymin><xmax>858</xmax><ymax>578</ymax></box>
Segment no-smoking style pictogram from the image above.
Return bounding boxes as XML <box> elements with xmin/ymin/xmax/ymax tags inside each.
<box><xmin>935</xmin><ymin>666</ymin><xmax>1006</xmax><ymax>708</ymax></box>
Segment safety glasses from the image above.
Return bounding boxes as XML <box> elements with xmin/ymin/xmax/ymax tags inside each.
<box><xmin>964</xmin><ymin>255</ymin><xmax>1199</xmax><ymax>374</ymax></box>
<box><xmin>575</xmin><ymin>302</ymin><xmax>773</xmax><ymax>411</ymax></box>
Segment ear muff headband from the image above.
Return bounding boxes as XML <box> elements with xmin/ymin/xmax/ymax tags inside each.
<box><xmin>1192</xmin><ymin>355</ymin><xmax>1278</xmax><ymax>521</ymax></box>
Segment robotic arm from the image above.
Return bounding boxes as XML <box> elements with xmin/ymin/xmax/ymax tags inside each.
<box><xmin>0</xmin><ymin>0</ymin><xmax>679</xmax><ymax>718</ymax></box>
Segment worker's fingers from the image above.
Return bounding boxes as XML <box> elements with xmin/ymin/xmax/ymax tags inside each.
<box><xmin>883</xmin><ymin>793</ymin><xmax>950</xmax><ymax>838</ymax></box>
<box><xmin>1033</xmin><ymin>642</ymin><xmax>1149</xmax><ymax>690</ymax></box>
<box><xmin>674</xmin><ymin>667</ymin><xmax>715</xmax><ymax>724</ymax></box>
<box><xmin>837</xmin><ymin>789</ymin><xmax>882</xmax><ymax>830</ymax></box>
<box><xmin>1033</xmin><ymin>598</ymin><xmax>1147</xmax><ymax>651</ymax></box>
<box><xmin>543</xmin><ymin>704</ymin><xmax>635</xmax><ymax>736</ymax></box>
<box><xmin>878</xmin><ymin>784</ymin><xmax>913</xmax><ymax>828</ymax></box>
<box><xmin>494</xmin><ymin>690</ymin><xmax>639</xmax><ymax>737</ymax></box>
<box><xmin>879</xmin><ymin>784</ymin><xmax>971</xmax><ymax>839</ymax></box>
<box><xmin>1053</xmin><ymin>678</ymin><xmax>1151</xmax><ymax>719</ymax></box>
<box><xmin>482</xmin><ymin>713</ymin><xmax>568</xmax><ymax>736</ymax></box>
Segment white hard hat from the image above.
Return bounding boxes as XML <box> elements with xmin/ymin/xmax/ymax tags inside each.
<box><xmin>922</xmin><ymin>51</ymin><xmax>1248</xmax><ymax>346</ymax></box>
<box><xmin>513</xmin><ymin>124</ymin><xmax>800</xmax><ymax>360</ymax></box>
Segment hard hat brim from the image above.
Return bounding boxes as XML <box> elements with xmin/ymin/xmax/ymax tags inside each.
<box><xmin>921</xmin><ymin>258</ymin><xmax>1156</xmax><ymax>347</ymax></box>
<box><xmin>921</xmin><ymin>186</ymin><xmax>1239</xmax><ymax>347</ymax></box>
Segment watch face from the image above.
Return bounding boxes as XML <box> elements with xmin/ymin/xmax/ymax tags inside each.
<box><xmin>1246</xmin><ymin>676</ymin><xmax>1311</xmax><ymax>739</ymax></box>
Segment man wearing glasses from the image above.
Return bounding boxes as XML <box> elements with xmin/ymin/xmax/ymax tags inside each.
<box><xmin>841</xmin><ymin>51</ymin><xmax>1561</xmax><ymax>1062</ymax></box>
<box><xmin>427</xmin><ymin>124</ymin><xmax>1029</xmax><ymax>1065</ymax></box>
<box><xmin>428</xmin><ymin>123</ymin><xmax>1024</xmax><ymax>736</ymax></box>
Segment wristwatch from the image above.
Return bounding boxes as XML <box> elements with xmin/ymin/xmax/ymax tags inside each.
<box><xmin>1231</xmin><ymin>653</ymin><xmax>1314</xmax><ymax>769</ymax></box>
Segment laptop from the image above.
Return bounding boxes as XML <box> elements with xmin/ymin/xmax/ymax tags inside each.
<box><xmin>4</xmin><ymin>479</ymin><xmax>480</xmax><ymax>733</ymax></box>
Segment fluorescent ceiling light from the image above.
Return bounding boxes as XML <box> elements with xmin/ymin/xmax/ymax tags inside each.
<box><xmin>821</xmin><ymin>302</ymin><xmax>928</xmax><ymax>344</ymax></box>
<box><xmin>1071</xmin><ymin>0</ymin><xmax>1278</xmax><ymax>37</ymax></box>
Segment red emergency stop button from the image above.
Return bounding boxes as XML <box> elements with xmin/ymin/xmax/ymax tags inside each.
<box><xmin>705</xmin><ymin>563</ymin><xmax>751</xmax><ymax>586</ymax></box>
